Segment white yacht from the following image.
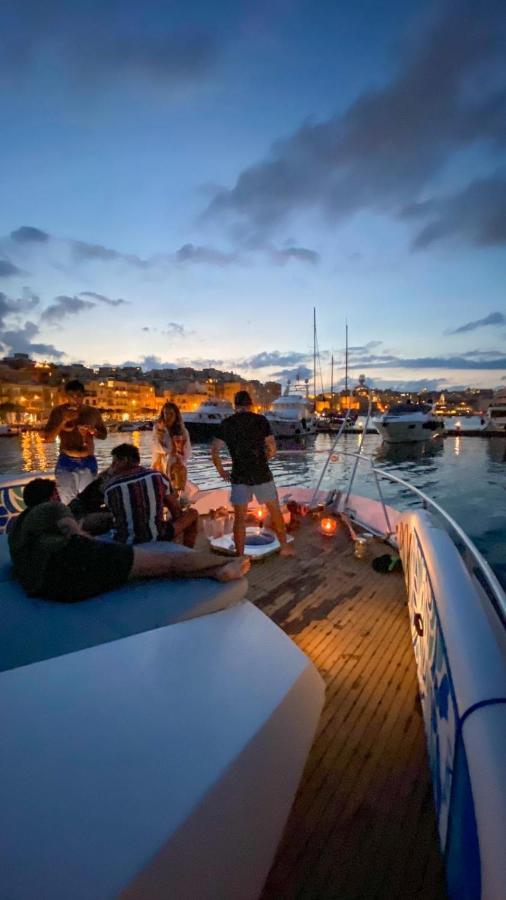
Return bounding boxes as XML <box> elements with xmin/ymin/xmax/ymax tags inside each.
<box><xmin>0</xmin><ymin>434</ymin><xmax>505</xmax><ymax>898</ymax></box>
<box><xmin>374</xmin><ymin>401</ymin><xmax>445</xmax><ymax>444</ymax></box>
<box><xmin>183</xmin><ymin>399</ymin><xmax>234</xmax><ymax>439</ymax></box>
<box><xmin>483</xmin><ymin>389</ymin><xmax>506</xmax><ymax>432</ymax></box>
<box><xmin>266</xmin><ymin>389</ymin><xmax>317</xmax><ymax>438</ymax></box>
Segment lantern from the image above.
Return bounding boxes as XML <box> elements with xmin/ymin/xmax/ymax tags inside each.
<box><xmin>320</xmin><ymin>516</ymin><xmax>338</xmax><ymax>536</ymax></box>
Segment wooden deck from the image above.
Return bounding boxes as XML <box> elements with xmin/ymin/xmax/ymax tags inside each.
<box><xmin>245</xmin><ymin>518</ymin><xmax>447</xmax><ymax>900</ymax></box>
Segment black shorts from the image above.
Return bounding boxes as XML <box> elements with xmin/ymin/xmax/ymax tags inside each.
<box><xmin>42</xmin><ymin>535</ymin><xmax>134</xmax><ymax>603</ymax></box>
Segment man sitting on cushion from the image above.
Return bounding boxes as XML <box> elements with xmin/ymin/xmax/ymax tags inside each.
<box><xmin>104</xmin><ymin>442</ymin><xmax>198</xmax><ymax>547</ymax></box>
<box><xmin>8</xmin><ymin>478</ymin><xmax>249</xmax><ymax>603</ymax></box>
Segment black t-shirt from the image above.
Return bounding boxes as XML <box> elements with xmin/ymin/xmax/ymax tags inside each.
<box><xmin>216</xmin><ymin>412</ymin><xmax>273</xmax><ymax>485</ymax></box>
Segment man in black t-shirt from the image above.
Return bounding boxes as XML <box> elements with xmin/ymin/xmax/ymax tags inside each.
<box><xmin>211</xmin><ymin>390</ymin><xmax>292</xmax><ymax>556</ymax></box>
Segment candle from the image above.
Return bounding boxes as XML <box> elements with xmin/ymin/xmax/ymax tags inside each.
<box><xmin>320</xmin><ymin>516</ymin><xmax>337</xmax><ymax>536</ymax></box>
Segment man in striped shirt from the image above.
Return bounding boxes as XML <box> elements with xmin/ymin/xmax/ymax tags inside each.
<box><xmin>105</xmin><ymin>443</ymin><xmax>198</xmax><ymax>546</ymax></box>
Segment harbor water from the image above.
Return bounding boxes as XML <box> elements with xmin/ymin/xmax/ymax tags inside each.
<box><xmin>1</xmin><ymin>419</ymin><xmax>505</xmax><ymax>589</ymax></box>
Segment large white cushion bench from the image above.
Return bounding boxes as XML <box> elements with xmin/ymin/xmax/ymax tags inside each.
<box><xmin>0</xmin><ymin>534</ymin><xmax>247</xmax><ymax>673</ymax></box>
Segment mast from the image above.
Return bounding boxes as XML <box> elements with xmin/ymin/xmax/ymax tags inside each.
<box><xmin>330</xmin><ymin>354</ymin><xmax>334</xmax><ymax>406</ymax></box>
<box><xmin>313</xmin><ymin>306</ymin><xmax>317</xmax><ymax>405</ymax></box>
<box><xmin>345</xmin><ymin>320</ymin><xmax>349</xmax><ymax>409</ymax></box>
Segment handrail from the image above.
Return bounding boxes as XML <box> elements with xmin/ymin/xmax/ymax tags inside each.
<box><xmin>316</xmin><ymin>447</ymin><xmax>506</xmax><ymax>620</ymax></box>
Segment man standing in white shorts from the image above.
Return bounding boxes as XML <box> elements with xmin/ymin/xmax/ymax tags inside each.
<box><xmin>211</xmin><ymin>390</ymin><xmax>293</xmax><ymax>556</ymax></box>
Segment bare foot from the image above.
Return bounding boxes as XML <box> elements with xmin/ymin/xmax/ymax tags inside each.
<box><xmin>216</xmin><ymin>557</ymin><xmax>251</xmax><ymax>581</ymax></box>
<box><xmin>279</xmin><ymin>543</ymin><xmax>295</xmax><ymax>557</ymax></box>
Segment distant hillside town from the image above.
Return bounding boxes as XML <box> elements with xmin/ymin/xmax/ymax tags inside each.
<box><xmin>0</xmin><ymin>352</ymin><xmax>495</xmax><ymax>424</ymax></box>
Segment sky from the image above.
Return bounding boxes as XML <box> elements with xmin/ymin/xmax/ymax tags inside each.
<box><xmin>0</xmin><ymin>0</ymin><xmax>505</xmax><ymax>391</ymax></box>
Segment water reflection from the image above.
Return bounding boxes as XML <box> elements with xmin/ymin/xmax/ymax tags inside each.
<box><xmin>487</xmin><ymin>437</ymin><xmax>506</xmax><ymax>465</ymax></box>
<box><xmin>20</xmin><ymin>431</ymin><xmax>49</xmax><ymax>473</ymax></box>
<box><xmin>375</xmin><ymin>439</ymin><xmax>445</xmax><ymax>465</ymax></box>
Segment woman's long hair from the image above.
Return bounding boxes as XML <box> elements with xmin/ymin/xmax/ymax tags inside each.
<box><xmin>158</xmin><ymin>401</ymin><xmax>184</xmax><ymax>436</ymax></box>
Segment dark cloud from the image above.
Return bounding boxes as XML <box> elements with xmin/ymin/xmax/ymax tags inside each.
<box><xmin>0</xmin><ymin>260</ymin><xmax>25</xmax><ymax>278</ymax></box>
<box><xmin>205</xmin><ymin>1</ymin><xmax>506</xmax><ymax>244</ymax></box>
<box><xmin>271</xmin><ymin>365</ymin><xmax>313</xmax><ymax>382</ymax></box>
<box><xmin>269</xmin><ymin>245</ymin><xmax>320</xmax><ymax>265</ymax></box>
<box><xmin>122</xmin><ymin>355</ymin><xmax>178</xmax><ymax>371</ymax></box>
<box><xmin>346</xmin><ymin>349</ymin><xmax>506</xmax><ymax>370</ymax></box>
<box><xmin>405</xmin><ymin>172</ymin><xmax>506</xmax><ymax>249</ymax></box>
<box><xmin>10</xmin><ymin>226</ymin><xmax>49</xmax><ymax>244</ymax></box>
<box><xmin>41</xmin><ymin>294</ymin><xmax>95</xmax><ymax>325</ymax></box>
<box><xmin>165</xmin><ymin>322</ymin><xmax>187</xmax><ymax>338</ymax></box>
<box><xmin>72</xmin><ymin>239</ymin><xmax>149</xmax><ymax>268</ymax></box>
<box><xmin>79</xmin><ymin>291</ymin><xmax>128</xmax><ymax>306</ymax></box>
<box><xmin>0</xmin><ymin>2</ymin><xmax>219</xmax><ymax>91</ymax></box>
<box><xmin>446</xmin><ymin>311</ymin><xmax>506</xmax><ymax>335</ymax></box>
<box><xmin>365</xmin><ymin>377</ymin><xmax>449</xmax><ymax>392</ymax></box>
<box><xmin>0</xmin><ymin>321</ymin><xmax>64</xmax><ymax>358</ymax></box>
<box><xmin>242</xmin><ymin>350</ymin><xmax>312</xmax><ymax>369</ymax></box>
<box><xmin>0</xmin><ymin>290</ymin><xmax>40</xmax><ymax>327</ymax></box>
<box><xmin>175</xmin><ymin>244</ymin><xmax>239</xmax><ymax>266</ymax></box>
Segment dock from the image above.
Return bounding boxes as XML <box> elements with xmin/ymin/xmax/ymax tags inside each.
<box><xmin>245</xmin><ymin>519</ymin><xmax>447</xmax><ymax>899</ymax></box>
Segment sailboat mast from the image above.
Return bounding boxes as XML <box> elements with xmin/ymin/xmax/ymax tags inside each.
<box><xmin>330</xmin><ymin>354</ymin><xmax>334</xmax><ymax>405</ymax></box>
<box><xmin>345</xmin><ymin>320</ymin><xmax>349</xmax><ymax>408</ymax></box>
<box><xmin>313</xmin><ymin>307</ymin><xmax>317</xmax><ymax>404</ymax></box>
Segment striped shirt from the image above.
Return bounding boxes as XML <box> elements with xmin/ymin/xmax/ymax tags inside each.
<box><xmin>104</xmin><ymin>466</ymin><xmax>174</xmax><ymax>544</ymax></box>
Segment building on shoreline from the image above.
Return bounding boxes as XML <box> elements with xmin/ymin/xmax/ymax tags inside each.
<box><xmin>0</xmin><ymin>355</ymin><xmax>494</xmax><ymax>425</ymax></box>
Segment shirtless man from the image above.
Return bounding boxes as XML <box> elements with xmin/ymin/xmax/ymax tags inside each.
<box><xmin>43</xmin><ymin>379</ymin><xmax>107</xmax><ymax>504</ymax></box>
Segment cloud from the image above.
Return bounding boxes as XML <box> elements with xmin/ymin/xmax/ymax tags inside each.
<box><xmin>446</xmin><ymin>311</ymin><xmax>506</xmax><ymax>335</ymax></box>
<box><xmin>10</xmin><ymin>226</ymin><xmax>49</xmax><ymax>244</ymax></box>
<box><xmin>71</xmin><ymin>239</ymin><xmax>150</xmax><ymax>268</ymax></box>
<box><xmin>405</xmin><ymin>172</ymin><xmax>506</xmax><ymax>249</ymax></box>
<box><xmin>205</xmin><ymin>1</ymin><xmax>506</xmax><ymax>243</ymax></box>
<box><xmin>79</xmin><ymin>291</ymin><xmax>128</xmax><ymax>307</ymax></box>
<box><xmin>345</xmin><ymin>349</ymin><xmax>506</xmax><ymax>370</ymax></box>
<box><xmin>120</xmin><ymin>355</ymin><xmax>176</xmax><ymax>371</ymax></box>
<box><xmin>41</xmin><ymin>294</ymin><xmax>95</xmax><ymax>324</ymax></box>
<box><xmin>268</xmin><ymin>245</ymin><xmax>320</xmax><ymax>265</ymax></box>
<box><xmin>165</xmin><ymin>322</ymin><xmax>187</xmax><ymax>338</ymax></box>
<box><xmin>366</xmin><ymin>377</ymin><xmax>449</xmax><ymax>392</ymax></box>
<box><xmin>270</xmin><ymin>365</ymin><xmax>313</xmax><ymax>381</ymax></box>
<box><xmin>0</xmin><ymin>321</ymin><xmax>64</xmax><ymax>359</ymax></box>
<box><xmin>175</xmin><ymin>243</ymin><xmax>239</xmax><ymax>266</ymax></box>
<box><xmin>0</xmin><ymin>290</ymin><xmax>40</xmax><ymax>327</ymax></box>
<box><xmin>0</xmin><ymin>259</ymin><xmax>25</xmax><ymax>278</ymax></box>
<box><xmin>241</xmin><ymin>350</ymin><xmax>312</xmax><ymax>370</ymax></box>
<box><xmin>0</xmin><ymin>2</ymin><xmax>219</xmax><ymax>91</ymax></box>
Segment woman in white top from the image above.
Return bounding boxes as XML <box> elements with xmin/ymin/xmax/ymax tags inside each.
<box><xmin>152</xmin><ymin>402</ymin><xmax>192</xmax><ymax>491</ymax></box>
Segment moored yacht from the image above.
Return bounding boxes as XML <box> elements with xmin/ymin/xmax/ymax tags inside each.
<box><xmin>0</xmin><ymin>444</ymin><xmax>504</xmax><ymax>899</ymax></box>
<box><xmin>183</xmin><ymin>399</ymin><xmax>234</xmax><ymax>439</ymax></box>
<box><xmin>266</xmin><ymin>389</ymin><xmax>317</xmax><ymax>438</ymax></box>
<box><xmin>374</xmin><ymin>401</ymin><xmax>445</xmax><ymax>443</ymax></box>
<box><xmin>483</xmin><ymin>389</ymin><xmax>506</xmax><ymax>432</ymax></box>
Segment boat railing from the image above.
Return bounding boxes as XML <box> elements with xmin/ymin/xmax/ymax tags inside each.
<box><xmin>275</xmin><ymin>443</ymin><xmax>506</xmax><ymax>625</ymax></box>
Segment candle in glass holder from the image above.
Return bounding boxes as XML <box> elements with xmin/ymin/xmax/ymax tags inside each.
<box><xmin>320</xmin><ymin>516</ymin><xmax>337</xmax><ymax>536</ymax></box>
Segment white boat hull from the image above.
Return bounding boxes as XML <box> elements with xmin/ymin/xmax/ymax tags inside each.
<box><xmin>267</xmin><ymin>416</ymin><xmax>317</xmax><ymax>437</ymax></box>
<box><xmin>374</xmin><ymin>419</ymin><xmax>444</xmax><ymax>443</ymax></box>
<box><xmin>0</xmin><ymin>603</ymin><xmax>324</xmax><ymax>900</ymax></box>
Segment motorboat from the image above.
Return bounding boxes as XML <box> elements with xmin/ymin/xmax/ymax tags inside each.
<box><xmin>374</xmin><ymin>401</ymin><xmax>445</xmax><ymax>443</ymax></box>
<box><xmin>483</xmin><ymin>389</ymin><xmax>506</xmax><ymax>432</ymax></box>
<box><xmin>316</xmin><ymin>409</ymin><xmax>358</xmax><ymax>432</ymax></box>
<box><xmin>183</xmin><ymin>400</ymin><xmax>234</xmax><ymax>439</ymax></box>
<box><xmin>0</xmin><ymin>444</ymin><xmax>504</xmax><ymax>899</ymax></box>
<box><xmin>0</xmin><ymin>424</ymin><xmax>22</xmax><ymax>437</ymax></box>
<box><xmin>266</xmin><ymin>392</ymin><xmax>317</xmax><ymax>438</ymax></box>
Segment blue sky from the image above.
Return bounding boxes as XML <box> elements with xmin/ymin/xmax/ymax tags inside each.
<box><xmin>0</xmin><ymin>0</ymin><xmax>505</xmax><ymax>390</ymax></box>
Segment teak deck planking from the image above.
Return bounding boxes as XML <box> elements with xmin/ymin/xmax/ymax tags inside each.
<box><xmin>243</xmin><ymin>517</ymin><xmax>447</xmax><ymax>900</ymax></box>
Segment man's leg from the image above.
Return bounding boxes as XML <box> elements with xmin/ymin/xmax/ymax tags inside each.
<box><xmin>55</xmin><ymin>463</ymin><xmax>78</xmax><ymax>505</ymax></box>
<box><xmin>232</xmin><ymin>503</ymin><xmax>248</xmax><ymax>556</ymax></box>
<box><xmin>130</xmin><ymin>546</ymin><xmax>250</xmax><ymax>581</ymax></box>
<box><xmin>265</xmin><ymin>498</ymin><xmax>294</xmax><ymax>556</ymax></box>
<box><xmin>76</xmin><ymin>465</ymin><xmax>95</xmax><ymax>497</ymax></box>
<box><xmin>172</xmin><ymin>508</ymin><xmax>199</xmax><ymax>548</ymax></box>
